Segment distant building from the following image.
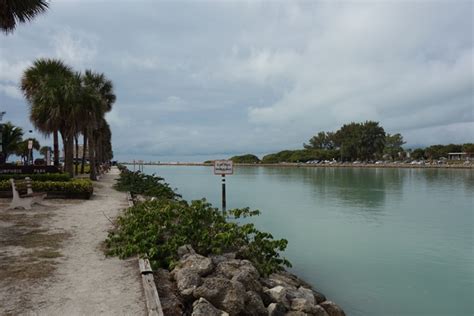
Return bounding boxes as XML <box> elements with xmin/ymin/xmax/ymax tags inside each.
<box><xmin>448</xmin><ymin>152</ymin><xmax>473</xmax><ymax>161</ymax></box>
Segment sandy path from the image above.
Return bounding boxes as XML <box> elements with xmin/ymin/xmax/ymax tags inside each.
<box><xmin>0</xmin><ymin>167</ymin><xmax>146</xmax><ymax>315</ymax></box>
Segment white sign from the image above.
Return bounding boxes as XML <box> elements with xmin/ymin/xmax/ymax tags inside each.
<box><xmin>28</xmin><ymin>140</ymin><xmax>33</xmax><ymax>150</ymax></box>
<box><xmin>214</xmin><ymin>160</ymin><xmax>233</xmax><ymax>175</ymax></box>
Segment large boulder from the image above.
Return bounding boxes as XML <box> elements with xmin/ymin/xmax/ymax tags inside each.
<box><xmin>264</xmin><ymin>286</ymin><xmax>291</xmax><ymax>309</ymax></box>
<box><xmin>214</xmin><ymin>259</ymin><xmax>259</xmax><ymax>279</ymax></box>
<box><xmin>213</xmin><ymin>259</ymin><xmax>261</xmax><ymax>292</ymax></box>
<box><xmin>290</xmin><ymin>298</ymin><xmax>328</xmax><ymax>315</ymax></box>
<box><xmin>319</xmin><ymin>301</ymin><xmax>346</xmax><ymax>316</ymax></box>
<box><xmin>153</xmin><ymin>268</ymin><xmax>184</xmax><ymax>316</ymax></box>
<box><xmin>243</xmin><ymin>291</ymin><xmax>267</xmax><ymax>316</ymax></box>
<box><xmin>287</xmin><ymin>287</ymin><xmax>315</xmax><ymax>305</ymax></box>
<box><xmin>177</xmin><ymin>244</ymin><xmax>196</xmax><ymax>258</ymax></box>
<box><xmin>174</xmin><ymin>253</ymin><xmax>214</xmax><ymax>276</ymax></box>
<box><xmin>267</xmin><ymin>303</ymin><xmax>287</xmax><ymax>316</ymax></box>
<box><xmin>209</xmin><ymin>252</ymin><xmax>236</xmax><ymax>265</ymax></box>
<box><xmin>172</xmin><ymin>268</ymin><xmax>202</xmax><ymax>298</ymax></box>
<box><xmin>193</xmin><ymin>277</ymin><xmax>246</xmax><ymax>315</ymax></box>
<box><xmin>261</xmin><ymin>271</ymin><xmax>312</xmax><ymax>290</ymax></box>
<box><xmin>192</xmin><ymin>297</ymin><xmax>229</xmax><ymax>316</ymax></box>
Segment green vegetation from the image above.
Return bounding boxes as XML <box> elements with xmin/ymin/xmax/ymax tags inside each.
<box><xmin>262</xmin><ymin>149</ymin><xmax>340</xmax><ymax>163</ymax></box>
<box><xmin>0</xmin><ymin>173</ymin><xmax>71</xmax><ymax>182</ymax></box>
<box><xmin>114</xmin><ymin>169</ymin><xmax>179</xmax><ymax>200</ymax></box>
<box><xmin>0</xmin><ymin>0</ymin><xmax>49</xmax><ymax>34</ymax></box>
<box><xmin>15</xmin><ymin>138</ymin><xmax>40</xmax><ymax>164</ymax></box>
<box><xmin>0</xmin><ymin>178</ymin><xmax>93</xmax><ymax>198</ymax></box>
<box><xmin>0</xmin><ymin>122</ymin><xmax>24</xmax><ymax>163</ymax></box>
<box><xmin>409</xmin><ymin>143</ymin><xmax>474</xmax><ymax>160</ymax></box>
<box><xmin>20</xmin><ymin>59</ymin><xmax>115</xmax><ymax>178</ymax></box>
<box><xmin>106</xmin><ymin>168</ymin><xmax>292</xmax><ymax>276</ymax></box>
<box><xmin>229</xmin><ymin>154</ymin><xmax>260</xmax><ymax>164</ymax></box>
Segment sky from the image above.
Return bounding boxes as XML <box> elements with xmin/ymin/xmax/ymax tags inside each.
<box><xmin>0</xmin><ymin>0</ymin><xmax>473</xmax><ymax>162</ymax></box>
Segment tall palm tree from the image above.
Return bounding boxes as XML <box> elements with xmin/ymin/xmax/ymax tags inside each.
<box><xmin>21</xmin><ymin>58</ymin><xmax>76</xmax><ymax>173</ymax></box>
<box><xmin>15</xmin><ymin>137</ymin><xmax>40</xmax><ymax>164</ymax></box>
<box><xmin>81</xmin><ymin>70</ymin><xmax>115</xmax><ymax>180</ymax></box>
<box><xmin>0</xmin><ymin>0</ymin><xmax>49</xmax><ymax>33</ymax></box>
<box><xmin>0</xmin><ymin>121</ymin><xmax>23</xmax><ymax>163</ymax></box>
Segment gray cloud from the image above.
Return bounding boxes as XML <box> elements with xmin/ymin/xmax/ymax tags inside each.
<box><xmin>0</xmin><ymin>0</ymin><xmax>472</xmax><ymax>161</ymax></box>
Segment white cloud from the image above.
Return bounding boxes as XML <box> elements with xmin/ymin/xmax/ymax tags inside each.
<box><xmin>0</xmin><ymin>84</ymin><xmax>23</xmax><ymax>100</ymax></box>
<box><xmin>0</xmin><ymin>0</ymin><xmax>472</xmax><ymax>159</ymax></box>
<box><xmin>51</xmin><ymin>28</ymin><xmax>98</xmax><ymax>67</ymax></box>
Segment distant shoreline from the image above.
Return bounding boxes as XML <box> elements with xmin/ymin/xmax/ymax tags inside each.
<box><xmin>122</xmin><ymin>162</ymin><xmax>473</xmax><ymax>170</ymax></box>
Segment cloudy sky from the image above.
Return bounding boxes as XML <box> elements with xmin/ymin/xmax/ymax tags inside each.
<box><xmin>0</xmin><ymin>0</ymin><xmax>473</xmax><ymax>161</ymax></box>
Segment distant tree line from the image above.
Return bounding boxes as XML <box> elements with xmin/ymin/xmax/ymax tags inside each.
<box><xmin>410</xmin><ymin>143</ymin><xmax>474</xmax><ymax>160</ymax></box>
<box><xmin>226</xmin><ymin>121</ymin><xmax>472</xmax><ymax>164</ymax></box>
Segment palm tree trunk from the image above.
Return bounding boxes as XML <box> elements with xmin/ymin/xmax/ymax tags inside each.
<box><xmin>53</xmin><ymin>130</ymin><xmax>59</xmax><ymax>167</ymax></box>
<box><xmin>81</xmin><ymin>132</ymin><xmax>87</xmax><ymax>174</ymax></box>
<box><xmin>74</xmin><ymin>135</ymin><xmax>79</xmax><ymax>175</ymax></box>
<box><xmin>61</xmin><ymin>131</ymin><xmax>74</xmax><ymax>176</ymax></box>
<box><xmin>89</xmin><ymin>130</ymin><xmax>97</xmax><ymax>181</ymax></box>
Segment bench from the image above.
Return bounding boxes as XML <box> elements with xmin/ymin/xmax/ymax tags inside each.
<box><xmin>7</xmin><ymin>177</ymin><xmax>47</xmax><ymax>210</ymax></box>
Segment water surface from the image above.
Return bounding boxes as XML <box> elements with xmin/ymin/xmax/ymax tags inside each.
<box><xmin>140</xmin><ymin>165</ymin><xmax>473</xmax><ymax>316</ymax></box>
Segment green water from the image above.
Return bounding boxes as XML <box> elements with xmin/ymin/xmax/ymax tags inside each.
<box><xmin>142</xmin><ymin>165</ymin><xmax>473</xmax><ymax>316</ymax></box>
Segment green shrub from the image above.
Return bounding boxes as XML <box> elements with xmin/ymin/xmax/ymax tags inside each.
<box><xmin>230</xmin><ymin>154</ymin><xmax>261</xmax><ymax>164</ymax></box>
<box><xmin>0</xmin><ymin>179</ymin><xmax>93</xmax><ymax>197</ymax></box>
<box><xmin>114</xmin><ymin>169</ymin><xmax>179</xmax><ymax>200</ymax></box>
<box><xmin>106</xmin><ymin>199</ymin><xmax>291</xmax><ymax>276</ymax></box>
<box><xmin>0</xmin><ymin>173</ymin><xmax>71</xmax><ymax>182</ymax></box>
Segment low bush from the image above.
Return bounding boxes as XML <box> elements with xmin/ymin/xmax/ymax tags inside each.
<box><xmin>230</xmin><ymin>154</ymin><xmax>261</xmax><ymax>164</ymax></box>
<box><xmin>114</xmin><ymin>169</ymin><xmax>179</xmax><ymax>200</ymax></box>
<box><xmin>0</xmin><ymin>178</ymin><xmax>93</xmax><ymax>198</ymax></box>
<box><xmin>106</xmin><ymin>199</ymin><xmax>291</xmax><ymax>276</ymax></box>
<box><xmin>0</xmin><ymin>173</ymin><xmax>71</xmax><ymax>182</ymax></box>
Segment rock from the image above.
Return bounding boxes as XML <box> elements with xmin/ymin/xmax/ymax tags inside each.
<box><xmin>284</xmin><ymin>311</ymin><xmax>308</xmax><ymax>316</ymax></box>
<box><xmin>264</xmin><ymin>286</ymin><xmax>291</xmax><ymax>309</ymax></box>
<box><xmin>192</xmin><ymin>297</ymin><xmax>229</xmax><ymax>316</ymax></box>
<box><xmin>319</xmin><ymin>301</ymin><xmax>345</xmax><ymax>316</ymax></box>
<box><xmin>232</xmin><ymin>270</ymin><xmax>262</xmax><ymax>293</ymax></box>
<box><xmin>173</xmin><ymin>268</ymin><xmax>202</xmax><ymax>298</ymax></box>
<box><xmin>262</xmin><ymin>271</ymin><xmax>312</xmax><ymax>289</ymax></box>
<box><xmin>267</xmin><ymin>303</ymin><xmax>287</xmax><ymax>316</ymax></box>
<box><xmin>193</xmin><ymin>277</ymin><xmax>246</xmax><ymax>315</ymax></box>
<box><xmin>290</xmin><ymin>298</ymin><xmax>320</xmax><ymax>314</ymax></box>
<box><xmin>153</xmin><ymin>268</ymin><xmax>184</xmax><ymax>316</ymax></box>
<box><xmin>177</xmin><ymin>244</ymin><xmax>196</xmax><ymax>258</ymax></box>
<box><xmin>175</xmin><ymin>254</ymin><xmax>214</xmax><ymax>276</ymax></box>
<box><xmin>243</xmin><ymin>291</ymin><xmax>267</xmax><ymax>316</ymax></box>
<box><xmin>313</xmin><ymin>291</ymin><xmax>326</xmax><ymax>304</ymax></box>
<box><xmin>209</xmin><ymin>253</ymin><xmax>236</xmax><ymax>265</ymax></box>
<box><xmin>287</xmin><ymin>287</ymin><xmax>315</xmax><ymax>305</ymax></box>
<box><xmin>215</xmin><ymin>259</ymin><xmax>259</xmax><ymax>279</ymax></box>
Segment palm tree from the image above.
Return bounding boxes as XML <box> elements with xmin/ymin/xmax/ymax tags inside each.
<box><xmin>81</xmin><ymin>70</ymin><xmax>115</xmax><ymax>180</ymax></box>
<box><xmin>21</xmin><ymin>58</ymin><xmax>75</xmax><ymax>172</ymax></box>
<box><xmin>15</xmin><ymin>137</ymin><xmax>40</xmax><ymax>164</ymax></box>
<box><xmin>0</xmin><ymin>0</ymin><xmax>49</xmax><ymax>33</ymax></box>
<box><xmin>39</xmin><ymin>145</ymin><xmax>51</xmax><ymax>159</ymax></box>
<box><xmin>0</xmin><ymin>121</ymin><xmax>23</xmax><ymax>163</ymax></box>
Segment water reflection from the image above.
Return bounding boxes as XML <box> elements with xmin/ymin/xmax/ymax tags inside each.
<box><xmin>261</xmin><ymin>167</ymin><xmax>406</xmax><ymax>210</ymax></box>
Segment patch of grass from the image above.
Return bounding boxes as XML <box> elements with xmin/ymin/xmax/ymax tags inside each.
<box><xmin>30</xmin><ymin>249</ymin><xmax>62</xmax><ymax>259</ymax></box>
<box><xmin>1</xmin><ymin>230</ymin><xmax>71</xmax><ymax>249</ymax></box>
<box><xmin>0</xmin><ymin>257</ymin><xmax>57</xmax><ymax>280</ymax></box>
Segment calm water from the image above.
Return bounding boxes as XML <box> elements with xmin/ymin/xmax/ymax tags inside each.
<box><xmin>140</xmin><ymin>165</ymin><xmax>473</xmax><ymax>316</ymax></box>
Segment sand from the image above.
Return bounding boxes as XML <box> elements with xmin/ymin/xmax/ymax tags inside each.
<box><xmin>0</xmin><ymin>167</ymin><xmax>146</xmax><ymax>315</ymax></box>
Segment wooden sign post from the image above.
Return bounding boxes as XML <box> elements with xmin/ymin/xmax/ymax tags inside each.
<box><xmin>214</xmin><ymin>160</ymin><xmax>233</xmax><ymax>211</ymax></box>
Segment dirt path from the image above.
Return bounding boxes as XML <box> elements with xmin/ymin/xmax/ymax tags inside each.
<box><xmin>0</xmin><ymin>167</ymin><xmax>146</xmax><ymax>315</ymax></box>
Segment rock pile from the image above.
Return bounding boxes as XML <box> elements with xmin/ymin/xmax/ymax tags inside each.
<box><xmin>158</xmin><ymin>245</ymin><xmax>345</xmax><ymax>316</ymax></box>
